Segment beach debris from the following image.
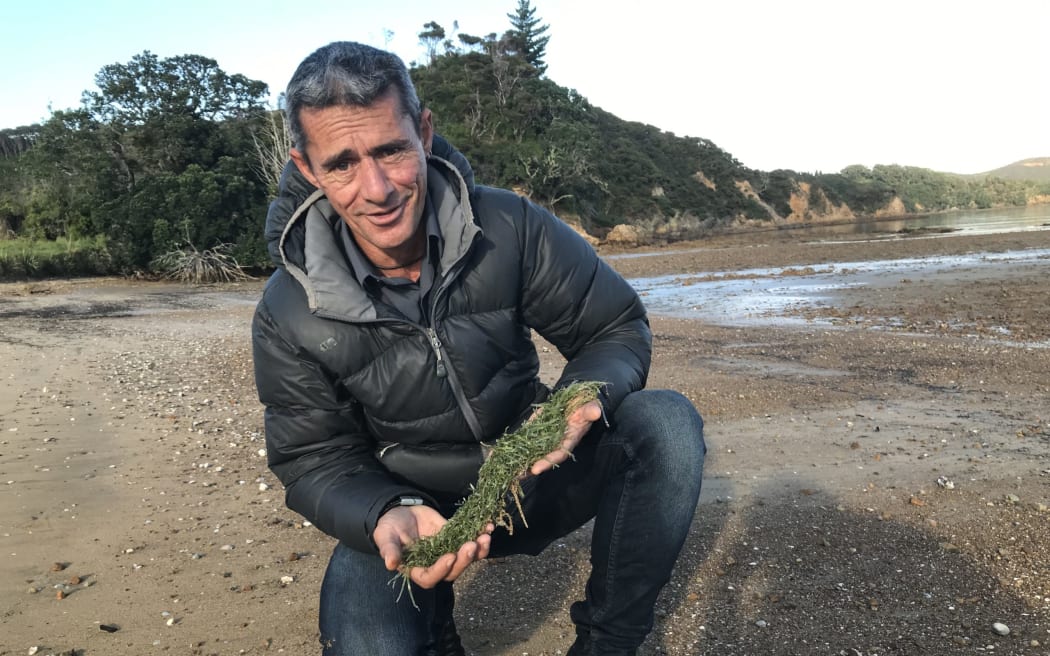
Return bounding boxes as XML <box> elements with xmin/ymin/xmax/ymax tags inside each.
<box><xmin>936</xmin><ymin>476</ymin><xmax>955</xmax><ymax>489</ymax></box>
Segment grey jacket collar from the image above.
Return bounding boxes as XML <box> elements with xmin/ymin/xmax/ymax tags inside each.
<box><xmin>278</xmin><ymin>156</ymin><xmax>481</xmax><ymax>321</ymax></box>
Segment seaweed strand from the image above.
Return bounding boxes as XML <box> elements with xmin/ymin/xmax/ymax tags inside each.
<box><xmin>398</xmin><ymin>381</ymin><xmax>604</xmax><ymax>574</ymax></box>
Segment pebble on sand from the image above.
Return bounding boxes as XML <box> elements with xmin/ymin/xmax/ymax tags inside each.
<box><xmin>992</xmin><ymin>622</ymin><xmax>1010</xmax><ymax>636</ymax></box>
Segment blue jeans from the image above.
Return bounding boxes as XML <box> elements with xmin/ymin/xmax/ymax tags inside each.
<box><xmin>318</xmin><ymin>389</ymin><xmax>706</xmax><ymax>655</ymax></box>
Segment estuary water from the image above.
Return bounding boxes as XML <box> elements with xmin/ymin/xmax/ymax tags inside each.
<box><xmin>793</xmin><ymin>204</ymin><xmax>1050</xmax><ymax>238</ymax></box>
<box><xmin>621</xmin><ymin>205</ymin><xmax>1050</xmax><ymax>326</ymax></box>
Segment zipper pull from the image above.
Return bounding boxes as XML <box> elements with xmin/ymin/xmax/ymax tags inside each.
<box><xmin>426</xmin><ymin>328</ymin><xmax>447</xmax><ymax>378</ymax></box>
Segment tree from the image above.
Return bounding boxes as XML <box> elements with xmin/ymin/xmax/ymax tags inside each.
<box><xmin>252</xmin><ymin>109</ymin><xmax>291</xmax><ymax>196</ymax></box>
<box><xmin>419</xmin><ymin>21</ymin><xmax>447</xmax><ymax>65</ymax></box>
<box><xmin>81</xmin><ymin>51</ymin><xmax>268</xmax><ymax>176</ymax></box>
<box><xmin>506</xmin><ymin>0</ymin><xmax>550</xmax><ymax>74</ymax></box>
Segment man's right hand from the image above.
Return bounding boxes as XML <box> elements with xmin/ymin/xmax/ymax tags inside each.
<box><xmin>373</xmin><ymin>505</ymin><xmax>492</xmax><ymax>588</ymax></box>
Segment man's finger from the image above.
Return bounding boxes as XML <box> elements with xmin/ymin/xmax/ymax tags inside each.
<box><xmin>374</xmin><ymin>532</ymin><xmax>404</xmax><ymax>572</ymax></box>
<box><xmin>444</xmin><ymin>541</ymin><xmax>478</xmax><ymax>582</ymax></box>
<box><xmin>410</xmin><ymin>553</ymin><xmax>455</xmax><ymax>588</ymax></box>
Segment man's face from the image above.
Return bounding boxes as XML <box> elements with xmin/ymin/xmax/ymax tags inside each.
<box><xmin>291</xmin><ymin>91</ymin><xmax>434</xmax><ymax>261</ymax></box>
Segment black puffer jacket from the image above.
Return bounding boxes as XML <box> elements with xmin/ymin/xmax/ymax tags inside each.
<box><xmin>251</xmin><ymin>136</ymin><xmax>651</xmax><ymax>553</ymax></box>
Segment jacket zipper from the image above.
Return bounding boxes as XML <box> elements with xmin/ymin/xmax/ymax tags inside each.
<box><xmin>424</xmin><ymin>323</ymin><xmax>484</xmax><ymax>440</ymax></box>
<box><xmin>424</xmin><ymin>239</ymin><xmax>485</xmax><ymax>441</ymax></box>
<box><xmin>425</xmin><ymin>327</ymin><xmax>447</xmax><ymax>378</ymax></box>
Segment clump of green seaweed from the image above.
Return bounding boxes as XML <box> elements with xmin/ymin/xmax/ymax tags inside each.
<box><xmin>399</xmin><ymin>381</ymin><xmax>604</xmax><ymax>576</ymax></box>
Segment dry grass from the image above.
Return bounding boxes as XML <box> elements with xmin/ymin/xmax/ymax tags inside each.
<box><xmin>151</xmin><ymin>243</ymin><xmax>253</xmax><ymax>284</ymax></box>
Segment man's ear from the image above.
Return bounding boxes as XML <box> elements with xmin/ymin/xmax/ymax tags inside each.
<box><xmin>420</xmin><ymin>108</ymin><xmax>434</xmax><ymax>155</ymax></box>
<box><xmin>290</xmin><ymin>148</ymin><xmax>321</xmax><ymax>188</ymax></box>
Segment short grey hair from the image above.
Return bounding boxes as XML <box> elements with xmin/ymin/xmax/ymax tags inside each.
<box><xmin>284</xmin><ymin>41</ymin><xmax>422</xmax><ymax>152</ymax></box>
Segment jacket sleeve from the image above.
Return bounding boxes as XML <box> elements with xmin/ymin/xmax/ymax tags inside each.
<box><xmin>251</xmin><ymin>280</ymin><xmax>432</xmax><ymax>552</ymax></box>
<box><xmin>517</xmin><ymin>198</ymin><xmax>651</xmax><ymax>411</ymax></box>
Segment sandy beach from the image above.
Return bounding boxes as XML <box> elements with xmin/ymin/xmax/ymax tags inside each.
<box><xmin>1</xmin><ymin>227</ymin><xmax>1048</xmax><ymax>655</ymax></box>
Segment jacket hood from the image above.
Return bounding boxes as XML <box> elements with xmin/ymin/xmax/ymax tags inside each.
<box><xmin>264</xmin><ymin>134</ymin><xmax>475</xmax><ymax>267</ymax></box>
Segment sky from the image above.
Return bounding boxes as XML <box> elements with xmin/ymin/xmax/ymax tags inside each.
<box><xmin>2</xmin><ymin>0</ymin><xmax>1047</xmax><ymax>175</ymax></box>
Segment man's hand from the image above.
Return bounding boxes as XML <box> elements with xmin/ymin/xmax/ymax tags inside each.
<box><xmin>374</xmin><ymin>505</ymin><xmax>492</xmax><ymax>588</ymax></box>
<box><xmin>529</xmin><ymin>399</ymin><xmax>602</xmax><ymax>476</ymax></box>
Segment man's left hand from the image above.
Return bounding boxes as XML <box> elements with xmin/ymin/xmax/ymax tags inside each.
<box><xmin>529</xmin><ymin>400</ymin><xmax>602</xmax><ymax>476</ymax></box>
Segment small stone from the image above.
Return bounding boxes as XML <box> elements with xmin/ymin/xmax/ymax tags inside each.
<box><xmin>166</xmin><ymin>617</ymin><xmax>175</xmax><ymax>626</ymax></box>
<box><xmin>68</xmin><ymin>575</ymin><xmax>81</xmax><ymax>585</ymax></box>
<box><xmin>28</xmin><ymin>647</ymin><xmax>40</xmax><ymax>655</ymax></box>
<box><xmin>50</xmin><ymin>562</ymin><xmax>67</xmax><ymax>572</ymax></box>
<box><xmin>288</xmin><ymin>552</ymin><xmax>300</xmax><ymax>562</ymax></box>
<box><xmin>755</xmin><ymin>620</ymin><xmax>767</xmax><ymax>628</ymax></box>
<box><xmin>99</xmin><ymin>623</ymin><xmax>119</xmax><ymax>633</ymax></box>
<box><xmin>992</xmin><ymin>622</ymin><xmax>1009</xmax><ymax>636</ymax></box>
<box><xmin>280</xmin><ymin>575</ymin><xmax>294</xmax><ymax>586</ymax></box>
<box><xmin>220</xmin><ymin>544</ymin><xmax>234</xmax><ymax>551</ymax></box>
<box><xmin>1005</xmin><ymin>494</ymin><xmax>1020</xmax><ymax>504</ymax></box>
<box><xmin>258</xmin><ymin>482</ymin><xmax>270</xmax><ymax>492</ymax></box>
<box><xmin>1030</xmin><ymin>639</ymin><xmax>1040</xmax><ymax>647</ymax></box>
<box><xmin>56</xmin><ymin>589</ymin><xmax>65</xmax><ymax>600</ymax></box>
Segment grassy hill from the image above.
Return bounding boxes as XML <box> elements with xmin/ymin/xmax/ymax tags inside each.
<box><xmin>969</xmin><ymin>158</ymin><xmax>1050</xmax><ymax>182</ymax></box>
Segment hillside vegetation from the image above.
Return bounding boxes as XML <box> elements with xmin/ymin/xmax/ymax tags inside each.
<box><xmin>969</xmin><ymin>157</ymin><xmax>1050</xmax><ymax>182</ymax></box>
<box><xmin>1</xmin><ymin>3</ymin><xmax>1048</xmax><ymax>279</ymax></box>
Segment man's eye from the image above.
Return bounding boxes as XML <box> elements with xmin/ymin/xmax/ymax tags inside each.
<box><xmin>381</xmin><ymin>149</ymin><xmax>409</xmax><ymax>162</ymax></box>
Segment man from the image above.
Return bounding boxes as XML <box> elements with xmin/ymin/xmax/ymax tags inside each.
<box><xmin>252</xmin><ymin>41</ymin><xmax>705</xmax><ymax>656</ymax></box>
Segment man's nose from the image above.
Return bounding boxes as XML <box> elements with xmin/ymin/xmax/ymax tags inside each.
<box><xmin>358</xmin><ymin>157</ymin><xmax>395</xmax><ymax>201</ymax></box>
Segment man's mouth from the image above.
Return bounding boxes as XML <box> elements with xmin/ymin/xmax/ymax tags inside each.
<box><xmin>366</xmin><ymin>201</ymin><xmax>405</xmax><ymax>225</ymax></box>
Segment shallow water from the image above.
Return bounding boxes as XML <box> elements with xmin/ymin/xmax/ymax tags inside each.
<box><xmin>629</xmin><ymin>247</ymin><xmax>1050</xmax><ymax>326</ymax></box>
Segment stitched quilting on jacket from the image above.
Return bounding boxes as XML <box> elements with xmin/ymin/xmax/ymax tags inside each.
<box><xmin>251</xmin><ymin>136</ymin><xmax>651</xmax><ymax>553</ymax></box>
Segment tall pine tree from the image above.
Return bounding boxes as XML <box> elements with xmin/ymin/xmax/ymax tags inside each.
<box><xmin>506</xmin><ymin>0</ymin><xmax>550</xmax><ymax>74</ymax></box>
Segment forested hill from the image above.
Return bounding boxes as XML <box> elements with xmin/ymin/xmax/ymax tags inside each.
<box><xmin>412</xmin><ymin>49</ymin><xmax>1050</xmax><ymax>239</ymax></box>
<box><xmin>1</xmin><ymin>40</ymin><xmax>1049</xmax><ymax>279</ymax></box>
